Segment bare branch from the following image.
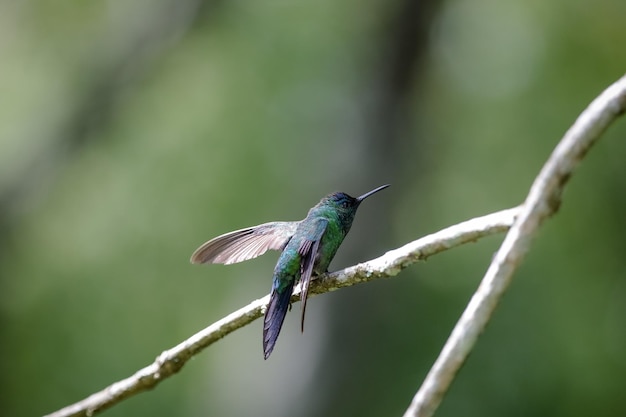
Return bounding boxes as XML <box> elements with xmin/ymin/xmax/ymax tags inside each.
<box><xmin>44</xmin><ymin>207</ymin><xmax>521</xmax><ymax>417</ymax></box>
<box><xmin>402</xmin><ymin>74</ymin><xmax>626</xmax><ymax>417</ymax></box>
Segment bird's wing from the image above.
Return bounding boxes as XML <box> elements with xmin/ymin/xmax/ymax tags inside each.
<box><xmin>190</xmin><ymin>221</ymin><xmax>299</xmax><ymax>265</ymax></box>
<box><xmin>297</xmin><ymin>217</ymin><xmax>328</xmax><ymax>331</ymax></box>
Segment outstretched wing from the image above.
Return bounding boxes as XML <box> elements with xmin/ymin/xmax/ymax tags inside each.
<box><xmin>190</xmin><ymin>221</ymin><xmax>299</xmax><ymax>265</ymax></box>
<box><xmin>297</xmin><ymin>217</ymin><xmax>328</xmax><ymax>332</ymax></box>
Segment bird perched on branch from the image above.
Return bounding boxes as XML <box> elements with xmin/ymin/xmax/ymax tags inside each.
<box><xmin>191</xmin><ymin>184</ymin><xmax>390</xmax><ymax>359</ymax></box>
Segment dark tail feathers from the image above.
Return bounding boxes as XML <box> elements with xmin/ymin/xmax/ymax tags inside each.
<box><xmin>263</xmin><ymin>282</ymin><xmax>294</xmax><ymax>359</ymax></box>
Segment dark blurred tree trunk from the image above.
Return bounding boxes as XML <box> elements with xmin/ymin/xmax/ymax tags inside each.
<box><xmin>309</xmin><ymin>0</ymin><xmax>443</xmax><ymax>415</ymax></box>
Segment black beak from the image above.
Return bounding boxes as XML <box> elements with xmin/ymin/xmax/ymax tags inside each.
<box><xmin>356</xmin><ymin>184</ymin><xmax>390</xmax><ymax>202</ymax></box>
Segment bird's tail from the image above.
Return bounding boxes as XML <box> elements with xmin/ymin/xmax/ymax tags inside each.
<box><xmin>263</xmin><ymin>282</ymin><xmax>294</xmax><ymax>359</ymax></box>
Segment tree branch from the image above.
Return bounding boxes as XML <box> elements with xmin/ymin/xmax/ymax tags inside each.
<box><xmin>402</xmin><ymin>73</ymin><xmax>626</xmax><ymax>417</ymax></box>
<box><xmin>44</xmin><ymin>207</ymin><xmax>521</xmax><ymax>417</ymax></box>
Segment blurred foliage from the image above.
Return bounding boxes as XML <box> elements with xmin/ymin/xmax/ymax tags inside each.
<box><xmin>1</xmin><ymin>0</ymin><xmax>625</xmax><ymax>416</ymax></box>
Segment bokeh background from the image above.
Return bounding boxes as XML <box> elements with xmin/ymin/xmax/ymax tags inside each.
<box><xmin>2</xmin><ymin>1</ymin><xmax>626</xmax><ymax>416</ymax></box>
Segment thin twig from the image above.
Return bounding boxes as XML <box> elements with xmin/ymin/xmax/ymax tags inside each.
<box><xmin>44</xmin><ymin>207</ymin><xmax>521</xmax><ymax>417</ymax></box>
<box><xmin>402</xmin><ymin>74</ymin><xmax>626</xmax><ymax>417</ymax></box>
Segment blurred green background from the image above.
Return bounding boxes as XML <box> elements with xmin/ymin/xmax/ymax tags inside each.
<box><xmin>1</xmin><ymin>0</ymin><xmax>625</xmax><ymax>416</ymax></box>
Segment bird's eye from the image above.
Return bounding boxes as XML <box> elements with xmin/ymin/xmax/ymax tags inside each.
<box><xmin>342</xmin><ymin>201</ymin><xmax>349</xmax><ymax>208</ymax></box>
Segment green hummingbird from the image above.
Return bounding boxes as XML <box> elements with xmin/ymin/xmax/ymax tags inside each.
<box><xmin>190</xmin><ymin>184</ymin><xmax>390</xmax><ymax>359</ymax></box>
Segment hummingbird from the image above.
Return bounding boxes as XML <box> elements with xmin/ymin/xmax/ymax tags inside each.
<box><xmin>190</xmin><ymin>184</ymin><xmax>390</xmax><ymax>359</ymax></box>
